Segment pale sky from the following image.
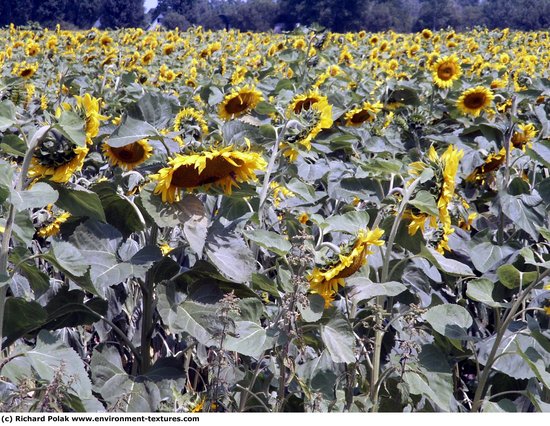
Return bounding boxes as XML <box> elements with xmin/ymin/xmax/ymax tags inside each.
<box><xmin>144</xmin><ymin>0</ymin><xmax>158</xmax><ymax>12</ymax></box>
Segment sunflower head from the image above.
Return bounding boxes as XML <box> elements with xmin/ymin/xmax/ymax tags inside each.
<box><xmin>457</xmin><ymin>86</ymin><xmax>494</xmax><ymax>117</ymax></box>
<box><xmin>432</xmin><ymin>55</ymin><xmax>462</xmax><ymax>89</ymax></box>
<box><xmin>344</xmin><ymin>101</ymin><xmax>383</xmax><ymax>126</ymax></box>
<box><xmin>74</xmin><ymin>93</ymin><xmax>109</xmax><ymax>142</ymax></box>
<box><xmin>150</xmin><ymin>144</ymin><xmax>267</xmax><ymax>203</ymax></box>
<box><xmin>285</xmin><ymin>96</ymin><xmax>333</xmax><ymax>150</ymax></box>
<box><xmin>102</xmin><ymin>139</ymin><xmax>153</xmax><ymax>171</ymax></box>
<box><xmin>37</xmin><ymin>212</ymin><xmax>72</xmax><ymax>238</ymax></box>
<box><xmin>218</xmin><ymin>85</ymin><xmax>263</xmax><ymax>121</ymax></box>
<box><xmin>289</xmin><ymin>91</ymin><xmax>324</xmax><ymax>115</ymax></box>
<box><xmin>28</xmin><ymin>129</ymin><xmax>88</xmax><ymax>183</ymax></box>
<box><xmin>173</xmin><ymin>107</ymin><xmax>209</xmax><ymax>144</ymax></box>
<box><xmin>511</xmin><ymin>123</ymin><xmax>537</xmax><ymax>150</ymax></box>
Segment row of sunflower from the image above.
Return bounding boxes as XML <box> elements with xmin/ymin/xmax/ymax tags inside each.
<box><xmin>0</xmin><ymin>23</ymin><xmax>549</xmax><ymax>413</ymax></box>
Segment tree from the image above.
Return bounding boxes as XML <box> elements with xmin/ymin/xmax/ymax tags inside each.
<box><xmin>100</xmin><ymin>0</ymin><xmax>145</xmax><ymax>28</ymax></box>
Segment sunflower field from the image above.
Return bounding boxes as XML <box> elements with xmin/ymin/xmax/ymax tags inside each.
<box><xmin>0</xmin><ymin>23</ymin><xmax>549</xmax><ymax>413</ymax></box>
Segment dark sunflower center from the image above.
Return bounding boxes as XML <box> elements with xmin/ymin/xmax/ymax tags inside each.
<box><xmin>350</xmin><ymin>110</ymin><xmax>372</xmax><ymax>124</ymax></box>
<box><xmin>293</xmin><ymin>98</ymin><xmax>318</xmax><ymax>113</ymax></box>
<box><xmin>20</xmin><ymin>68</ymin><xmax>33</xmax><ymax>77</ymax></box>
<box><xmin>34</xmin><ymin>132</ymin><xmax>78</xmax><ymax>167</ymax></box>
<box><xmin>464</xmin><ymin>93</ymin><xmax>486</xmax><ymax>109</ymax></box>
<box><xmin>171</xmin><ymin>156</ymin><xmax>242</xmax><ymax>188</ymax></box>
<box><xmin>438</xmin><ymin>65</ymin><xmax>455</xmax><ymax>80</ymax></box>
<box><xmin>111</xmin><ymin>143</ymin><xmax>146</xmax><ymax>163</ymax></box>
<box><xmin>224</xmin><ymin>93</ymin><xmax>255</xmax><ymax>115</ymax></box>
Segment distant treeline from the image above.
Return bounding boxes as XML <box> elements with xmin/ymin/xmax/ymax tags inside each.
<box><xmin>1</xmin><ymin>0</ymin><xmax>549</xmax><ymax>32</ymax></box>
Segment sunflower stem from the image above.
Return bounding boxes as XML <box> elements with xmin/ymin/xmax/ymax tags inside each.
<box><xmin>0</xmin><ymin>125</ymin><xmax>50</xmax><ymax>354</ymax></box>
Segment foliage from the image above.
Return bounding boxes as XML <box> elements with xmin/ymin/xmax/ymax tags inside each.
<box><xmin>0</xmin><ymin>23</ymin><xmax>549</xmax><ymax>414</ymax></box>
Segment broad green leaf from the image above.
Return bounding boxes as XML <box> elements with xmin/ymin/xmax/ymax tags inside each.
<box><xmin>0</xmin><ymin>100</ymin><xmax>15</xmax><ymax>131</ymax></box>
<box><xmin>496</xmin><ymin>264</ymin><xmax>538</xmax><ymax>289</ymax></box>
<box><xmin>126</xmin><ymin>92</ymin><xmax>178</xmax><ymax>128</ymax></box>
<box><xmin>43</xmin><ymin>287</ymin><xmax>107</xmax><ymax>330</ymax></box>
<box><xmin>527</xmin><ymin>139</ymin><xmax>550</xmax><ymax>169</ymax></box>
<box><xmin>107</xmin><ymin>116</ymin><xmax>159</xmax><ymax>148</ymax></box>
<box><xmin>420</xmin><ymin>246</ymin><xmax>474</xmax><ymax>277</ymax></box>
<box><xmin>500</xmin><ymin>191</ymin><xmax>544</xmax><ymax>240</ymax></box>
<box><xmin>320</xmin><ymin>316</ymin><xmax>355</xmax><ymax>363</ymax></box>
<box><xmin>466</xmin><ymin>278</ymin><xmax>503</xmax><ymax>307</ymax></box>
<box><xmin>348</xmin><ymin>278</ymin><xmax>406</xmax><ymax>302</ymax></box>
<box><xmin>402</xmin><ymin>371</ymin><xmax>451</xmax><ymax>412</ymax></box>
<box><xmin>140</xmin><ymin>184</ymin><xmax>207</xmax><ymax>255</ymax></box>
<box><xmin>244</xmin><ymin>229</ymin><xmax>292</xmax><ymax>256</ymax></box>
<box><xmin>10</xmin><ymin>182</ymin><xmax>58</xmax><ymax>212</ymax></box>
<box><xmin>324</xmin><ymin>211</ymin><xmax>371</xmax><ymax>234</ymax></box>
<box><xmin>56</xmin><ymin>110</ymin><xmax>86</xmax><ymax>147</ymax></box>
<box><xmin>250</xmin><ymin>273</ymin><xmax>279</xmax><ymax>297</ymax></box>
<box><xmin>423</xmin><ymin>304</ymin><xmax>473</xmax><ymax>339</ymax></box>
<box><xmin>223</xmin><ymin>321</ymin><xmax>267</xmax><ymax>357</ymax></box>
<box><xmin>52</xmin><ymin>183</ymin><xmax>106</xmax><ymax>222</ymax></box>
<box><xmin>2</xmin><ymin>298</ymin><xmax>48</xmax><ymax>346</ymax></box>
<box><xmin>0</xmin><ymin>134</ymin><xmax>26</xmax><ymax>156</ymax></box>
<box><xmin>470</xmin><ymin>242</ymin><xmax>514</xmax><ymax>273</ymax></box>
<box><xmin>49</xmin><ymin>240</ymin><xmax>89</xmax><ymax>277</ymax></box>
<box><xmin>408</xmin><ymin>190</ymin><xmax>439</xmax><ymax>217</ymax></box>
<box><xmin>298</xmin><ymin>294</ymin><xmax>325</xmax><ymax>323</ymax></box>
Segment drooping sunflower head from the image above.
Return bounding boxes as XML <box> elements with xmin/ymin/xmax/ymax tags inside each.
<box><xmin>37</xmin><ymin>211</ymin><xmax>72</xmax><ymax>238</ymax></box>
<box><xmin>457</xmin><ymin>86</ymin><xmax>494</xmax><ymax>117</ymax></box>
<box><xmin>173</xmin><ymin>107</ymin><xmax>209</xmax><ymax>144</ymax></box>
<box><xmin>288</xmin><ymin>91</ymin><xmax>324</xmax><ymax>115</ymax></box>
<box><xmin>150</xmin><ymin>144</ymin><xmax>267</xmax><ymax>203</ymax></box>
<box><xmin>102</xmin><ymin>139</ymin><xmax>153</xmax><ymax>171</ymax></box>
<box><xmin>74</xmin><ymin>93</ymin><xmax>109</xmax><ymax>143</ymax></box>
<box><xmin>466</xmin><ymin>148</ymin><xmax>506</xmax><ymax>184</ymax></box>
<box><xmin>28</xmin><ymin>129</ymin><xmax>89</xmax><ymax>183</ymax></box>
<box><xmin>432</xmin><ymin>55</ymin><xmax>462</xmax><ymax>89</ymax></box>
<box><xmin>218</xmin><ymin>85</ymin><xmax>263</xmax><ymax>121</ymax></box>
<box><xmin>309</xmin><ymin>228</ymin><xmax>385</xmax><ymax>308</ymax></box>
<box><xmin>343</xmin><ymin>101</ymin><xmax>383</xmax><ymax>126</ymax></box>
<box><xmin>511</xmin><ymin>123</ymin><xmax>537</xmax><ymax>150</ymax></box>
<box><xmin>285</xmin><ymin>96</ymin><xmax>333</xmax><ymax>151</ymax></box>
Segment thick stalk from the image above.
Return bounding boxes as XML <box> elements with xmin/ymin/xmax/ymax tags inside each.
<box><xmin>0</xmin><ymin>126</ymin><xmax>49</xmax><ymax>353</ymax></box>
<box><xmin>371</xmin><ymin>176</ymin><xmax>421</xmax><ymax>411</ymax></box>
<box><xmin>139</xmin><ymin>225</ymin><xmax>158</xmax><ymax>373</ymax></box>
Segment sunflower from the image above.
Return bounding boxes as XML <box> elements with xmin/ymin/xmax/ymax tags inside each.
<box><xmin>432</xmin><ymin>55</ymin><xmax>462</xmax><ymax>89</ymax></box>
<box><xmin>511</xmin><ymin>123</ymin><xmax>537</xmax><ymax>150</ymax></box>
<box><xmin>285</xmin><ymin>97</ymin><xmax>333</xmax><ymax>150</ymax></box>
<box><xmin>218</xmin><ymin>85</ymin><xmax>263</xmax><ymax>121</ymax></box>
<box><xmin>150</xmin><ymin>144</ymin><xmax>267</xmax><ymax>203</ymax></box>
<box><xmin>37</xmin><ymin>212</ymin><xmax>71</xmax><ymax>238</ymax></box>
<box><xmin>407</xmin><ymin>145</ymin><xmax>464</xmax><ymax>253</ymax></box>
<box><xmin>13</xmin><ymin>62</ymin><xmax>39</xmax><ymax>79</ymax></box>
<box><xmin>102</xmin><ymin>139</ymin><xmax>153</xmax><ymax>171</ymax></box>
<box><xmin>289</xmin><ymin>91</ymin><xmax>324</xmax><ymax>114</ymax></box>
<box><xmin>309</xmin><ymin>228</ymin><xmax>385</xmax><ymax>307</ymax></box>
<box><xmin>457</xmin><ymin>86</ymin><xmax>494</xmax><ymax>117</ymax></box>
<box><xmin>466</xmin><ymin>148</ymin><xmax>506</xmax><ymax>184</ymax></box>
<box><xmin>28</xmin><ymin>130</ymin><xmax>89</xmax><ymax>183</ymax></box>
<box><xmin>344</xmin><ymin>101</ymin><xmax>383</xmax><ymax>126</ymax></box>
<box><xmin>173</xmin><ymin>107</ymin><xmax>209</xmax><ymax>144</ymax></box>
<box><xmin>74</xmin><ymin>93</ymin><xmax>109</xmax><ymax>143</ymax></box>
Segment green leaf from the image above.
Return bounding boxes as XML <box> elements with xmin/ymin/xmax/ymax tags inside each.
<box><xmin>527</xmin><ymin>139</ymin><xmax>550</xmax><ymax>169</ymax></box>
<box><xmin>402</xmin><ymin>371</ymin><xmax>451</xmax><ymax>411</ymax></box>
<box><xmin>49</xmin><ymin>240</ymin><xmax>89</xmax><ymax>277</ymax></box>
<box><xmin>223</xmin><ymin>321</ymin><xmax>268</xmax><ymax>357</ymax></box>
<box><xmin>298</xmin><ymin>294</ymin><xmax>325</xmax><ymax>323</ymax></box>
<box><xmin>324</xmin><ymin>211</ymin><xmax>371</xmax><ymax>234</ymax></box>
<box><xmin>348</xmin><ymin>279</ymin><xmax>406</xmax><ymax>302</ymax></box>
<box><xmin>10</xmin><ymin>182</ymin><xmax>58</xmax><ymax>212</ymax></box>
<box><xmin>320</xmin><ymin>316</ymin><xmax>355</xmax><ymax>363</ymax></box>
<box><xmin>250</xmin><ymin>273</ymin><xmax>279</xmax><ymax>298</ymax></box>
<box><xmin>423</xmin><ymin>304</ymin><xmax>473</xmax><ymax>339</ymax></box>
<box><xmin>470</xmin><ymin>242</ymin><xmax>514</xmax><ymax>273</ymax></box>
<box><xmin>92</xmin><ymin>182</ymin><xmax>145</xmax><ymax>238</ymax></box>
<box><xmin>0</xmin><ymin>134</ymin><xmax>26</xmax><ymax>156</ymax></box>
<box><xmin>244</xmin><ymin>229</ymin><xmax>292</xmax><ymax>256</ymax></box>
<box><xmin>500</xmin><ymin>191</ymin><xmax>544</xmax><ymax>240</ymax></box>
<box><xmin>140</xmin><ymin>183</ymin><xmax>207</xmax><ymax>255</ymax></box>
<box><xmin>409</xmin><ymin>190</ymin><xmax>439</xmax><ymax>217</ymax></box>
<box><xmin>43</xmin><ymin>287</ymin><xmax>107</xmax><ymax>330</ymax></box>
<box><xmin>205</xmin><ymin>222</ymin><xmax>255</xmax><ymax>283</ymax></box>
<box><xmin>56</xmin><ymin>110</ymin><xmax>86</xmax><ymax>147</ymax></box>
<box><xmin>496</xmin><ymin>264</ymin><xmax>538</xmax><ymax>289</ymax></box>
<box><xmin>126</xmin><ymin>92</ymin><xmax>178</xmax><ymax>129</ymax></box>
<box><xmin>420</xmin><ymin>246</ymin><xmax>474</xmax><ymax>277</ymax></box>
<box><xmin>0</xmin><ymin>100</ymin><xmax>15</xmax><ymax>131</ymax></box>
<box><xmin>52</xmin><ymin>183</ymin><xmax>106</xmax><ymax>222</ymax></box>
<box><xmin>2</xmin><ymin>298</ymin><xmax>48</xmax><ymax>346</ymax></box>
<box><xmin>107</xmin><ymin>116</ymin><xmax>159</xmax><ymax>148</ymax></box>
<box><xmin>466</xmin><ymin>278</ymin><xmax>503</xmax><ymax>308</ymax></box>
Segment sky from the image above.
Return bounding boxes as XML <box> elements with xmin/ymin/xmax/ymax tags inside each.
<box><xmin>144</xmin><ymin>0</ymin><xmax>158</xmax><ymax>12</ymax></box>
